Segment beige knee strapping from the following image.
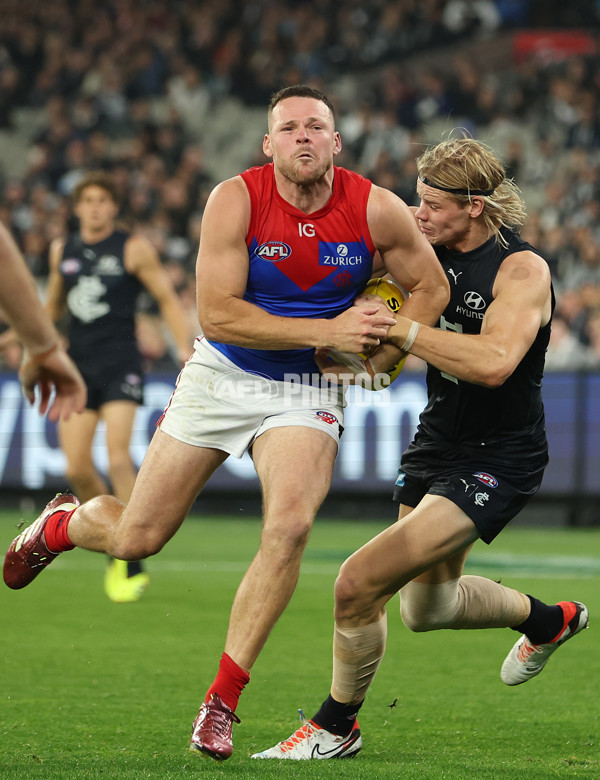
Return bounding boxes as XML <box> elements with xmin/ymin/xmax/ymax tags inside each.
<box><xmin>400</xmin><ymin>575</ymin><xmax>529</xmax><ymax>632</ymax></box>
<box><xmin>331</xmin><ymin>613</ymin><xmax>387</xmax><ymax>705</ymax></box>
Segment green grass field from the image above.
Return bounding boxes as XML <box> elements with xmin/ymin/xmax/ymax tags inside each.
<box><xmin>0</xmin><ymin>509</ymin><xmax>598</xmax><ymax>779</ymax></box>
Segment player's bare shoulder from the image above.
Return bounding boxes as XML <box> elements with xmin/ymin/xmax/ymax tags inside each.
<box><xmin>496</xmin><ymin>249</ymin><xmax>551</xmax><ymax>290</ymax></box>
<box><xmin>198</xmin><ymin>175</ymin><xmax>252</xmax><ymax>254</ymax></box>
<box><xmin>123</xmin><ymin>232</ymin><xmax>159</xmax><ymax>275</ymax></box>
<box><xmin>495</xmin><ymin>249</ymin><xmax>553</xmax><ymax>324</ymax></box>
<box><xmin>366</xmin><ymin>184</ymin><xmax>417</xmax><ymax>249</ymax></box>
<box><xmin>206</xmin><ymin>176</ymin><xmax>250</xmax><ymax>219</ymax></box>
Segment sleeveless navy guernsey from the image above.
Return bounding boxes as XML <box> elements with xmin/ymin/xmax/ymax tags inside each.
<box><xmin>416</xmin><ymin>228</ymin><xmax>553</xmax><ymax>463</ymax></box>
<box><xmin>59</xmin><ymin>230</ymin><xmax>143</xmax><ymax>370</ymax></box>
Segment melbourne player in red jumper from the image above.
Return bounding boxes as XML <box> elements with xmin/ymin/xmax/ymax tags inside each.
<box><xmin>3</xmin><ymin>85</ymin><xmax>449</xmax><ymax>761</ymax></box>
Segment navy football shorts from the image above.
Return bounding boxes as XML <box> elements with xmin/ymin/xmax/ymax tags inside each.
<box><xmin>393</xmin><ymin>438</ymin><xmax>548</xmax><ymax>544</ymax></box>
<box><xmin>79</xmin><ymin>364</ymin><xmax>145</xmax><ymax>411</ymax></box>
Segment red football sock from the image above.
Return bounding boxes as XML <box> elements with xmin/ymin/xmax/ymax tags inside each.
<box><xmin>43</xmin><ymin>508</ymin><xmax>77</xmax><ymax>553</ymax></box>
<box><xmin>205</xmin><ymin>652</ymin><xmax>250</xmax><ymax>712</ymax></box>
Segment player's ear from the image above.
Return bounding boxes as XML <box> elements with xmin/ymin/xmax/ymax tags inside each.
<box><xmin>469</xmin><ymin>196</ymin><xmax>485</xmax><ymax>219</ymax></box>
<box><xmin>263</xmin><ymin>134</ymin><xmax>273</xmax><ymax>158</ymax></box>
<box><xmin>333</xmin><ymin>131</ymin><xmax>342</xmax><ymax>156</ymax></box>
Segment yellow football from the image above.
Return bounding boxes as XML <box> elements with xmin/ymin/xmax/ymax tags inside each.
<box><xmin>357</xmin><ymin>278</ymin><xmax>407</xmax><ymax>386</ymax></box>
<box><xmin>361</xmin><ymin>277</ymin><xmax>405</xmax><ymax>314</ymax></box>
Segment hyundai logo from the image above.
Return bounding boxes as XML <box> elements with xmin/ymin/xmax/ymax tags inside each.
<box><xmin>464</xmin><ymin>291</ymin><xmax>486</xmax><ymax>310</ymax></box>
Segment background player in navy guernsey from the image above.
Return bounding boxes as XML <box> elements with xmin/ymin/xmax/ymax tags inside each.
<box><xmin>255</xmin><ymin>137</ymin><xmax>589</xmax><ymax>760</ymax></box>
<box><xmin>45</xmin><ymin>172</ymin><xmax>192</xmax><ymax>603</ymax></box>
<box><xmin>3</xmin><ymin>86</ymin><xmax>449</xmax><ymax>761</ymax></box>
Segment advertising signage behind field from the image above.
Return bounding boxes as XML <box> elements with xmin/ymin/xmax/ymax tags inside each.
<box><xmin>0</xmin><ymin>372</ymin><xmax>597</xmax><ymax>496</ymax></box>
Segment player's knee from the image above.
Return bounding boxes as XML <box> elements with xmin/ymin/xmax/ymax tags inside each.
<box><xmin>399</xmin><ymin>603</ymin><xmax>442</xmax><ymax>632</ymax></box>
<box><xmin>399</xmin><ymin>580</ymin><xmax>459</xmax><ymax>633</ymax></box>
<box><xmin>333</xmin><ymin>561</ymin><xmax>364</xmax><ymax>618</ymax></box>
<box><xmin>261</xmin><ymin>517</ymin><xmax>312</xmax><ymax>564</ymax></box>
<box><xmin>107</xmin><ymin>508</ymin><xmax>166</xmax><ymax>560</ymax></box>
<box><xmin>111</xmin><ymin>532</ymin><xmax>162</xmax><ymax>561</ymax></box>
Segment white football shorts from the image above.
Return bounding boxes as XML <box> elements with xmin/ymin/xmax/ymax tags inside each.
<box><xmin>158</xmin><ymin>339</ymin><xmax>346</xmax><ymax>458</ymax></box>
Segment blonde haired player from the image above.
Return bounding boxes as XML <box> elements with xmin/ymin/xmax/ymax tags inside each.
<box><xmin>254</xmin><ymin>136</ymin><xmax>589</xmax><ymax>760</ymax></box>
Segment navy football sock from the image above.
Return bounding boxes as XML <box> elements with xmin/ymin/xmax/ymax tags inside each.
<box><xmin>511</xmin><ymin>595</ymin><xmax>564</xmax><ymax>644</ymax></box>
<box><xmin>312</xmin><ymin>695</ymin><xmax>362</xmax><ymax>737</ymax></box>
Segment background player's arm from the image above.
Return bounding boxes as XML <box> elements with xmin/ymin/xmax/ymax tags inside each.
<box><xmin>46</xmin><ymin>238</ymin><xmax>68</xmax><ymax>323</ymax></box>
<box><xmin>0</xmin><ymin>236</ymin><xmax>67</xmax><ymax>347</ymax></box>
<box><xmin>388</xmin><ymin>250</ymin><xmax>552</xmax><ymax>387</ymax></box>
<box><xmin>196</xmin><ymin>177</ymin><xmax>395</xmax><ymax>355</ymax></box>
<box><xmin>0</xmin><ymin>225</ymin><xmax>62</xmax><ymax>354</ymax></box>
<box><xmin>125</xmin><ymin>235</ymin><xmax>194</xmax><ymax>364</ymax></box>
<box><xmin>0</xmin><ymin>224</ymin><xmax>86</xmax><ymax>419</ymax></box>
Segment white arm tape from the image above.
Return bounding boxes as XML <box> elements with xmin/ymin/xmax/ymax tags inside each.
<box><xmin>401</xmin><ymin>320</ymin><xmax>420</xmax><ymax>353</ymax></box>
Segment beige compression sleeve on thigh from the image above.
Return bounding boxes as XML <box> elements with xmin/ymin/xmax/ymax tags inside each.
<box><xmin>331</xmin><ymin>612</ymin><xmax>387</xmax><ymax>705</ymax></box>
<box><xmin>400</xmin><ymin>575</ymin><xmax>529</xmax><ymax>632</ymax></box>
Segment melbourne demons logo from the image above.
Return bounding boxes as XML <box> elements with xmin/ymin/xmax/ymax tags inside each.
<box><xmin>473</xmin><ymin>471</ymin><xmax>498</xmax><ymax>488</ymax></box>
<box><xmin>334</xmin><ymin>270</ymin><xmax>353</xmax><ymax>287</ymax></box>
<box><xmin>257</xmin><ymin>241</ymin><xmax>292</xmax><ymax>262</ymax></box>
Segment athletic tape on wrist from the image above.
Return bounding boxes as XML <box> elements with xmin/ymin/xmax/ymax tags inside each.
<box><xmin>401</xmin><ymin>321</ymin><xmax>420</xmax><ymax>353</ymax></box>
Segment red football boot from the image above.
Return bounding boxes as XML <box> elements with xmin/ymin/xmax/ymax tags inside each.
<box><xmin>190</xmin><ymin>693</ymin><xmax>241</xmax><ymax>761</ymax></box>
<box><xmin>3</xmin><ymin>493</ymin><xmax>79</xmax><ymax>589</ymax></box>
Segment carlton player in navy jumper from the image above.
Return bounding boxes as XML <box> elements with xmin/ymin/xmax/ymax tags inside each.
<box><xmin>254</xmin><ymin>137</ymin><xmax>589</xmax><ymax>760</ymax></box>
<box><xmin>3</xmin><ymin>86</ymin><xmax>449</xmax><ymax>760</ymax></box>
<box><xmin>44</xmin><ymin>172</ymin><xmax>192</xmax><ymax>602</ymax></box>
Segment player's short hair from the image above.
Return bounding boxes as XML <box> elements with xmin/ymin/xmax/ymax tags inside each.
<box><xmin>268</xmin><ymin>85</ymin><xmax>335</xmax><ymax>124</ymax></box>
<box><xmin>416</xmin><ymin>136</ymin><xmax>526</xmax><ymax>246</ymax></box>
<box><xmin>72</xmin><ymin>171</ymin><xmax>120</xmax><ymax>205</ymax></box>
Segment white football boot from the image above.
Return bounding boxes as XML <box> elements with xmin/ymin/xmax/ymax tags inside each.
<box><xmin>501</xmin><ymin>601</ymin><xmax>589</xmax><ymax>686</ymax></box>
<box><xmin>252</xmin><ymin>710</ymin><xmax>362</xmax><ymax>760</ymax></box>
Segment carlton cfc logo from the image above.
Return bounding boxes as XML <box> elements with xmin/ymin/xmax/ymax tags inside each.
<box><xmin>257</xmin><ymin>241</ymin><xmax>292</xmax><ymax>262</ymax></box>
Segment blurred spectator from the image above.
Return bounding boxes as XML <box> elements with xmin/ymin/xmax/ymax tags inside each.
<box><xmin>585</xmin><ymin>311</ymin><xmax>600</xmax><ymax>367</ymax></box>
<box><xmin>1</xmin><ymin>1</ymin><xmax>600</xmax><ymax>373</ymax></box>
<box><xmin>545</xmin><ymin>316</ymin><xmax>593</xmax><ymax>371</ymax></box>
<box><xmin>442</xmin><ymin>0</ymin><xmax>501</xmax><ymax>37</ymax></box>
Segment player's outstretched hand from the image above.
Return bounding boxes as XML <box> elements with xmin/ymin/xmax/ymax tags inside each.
<box><xmin>19</xmin><ymin>343</ymin><xmax>87</xmax><ymax>422</ymax></box>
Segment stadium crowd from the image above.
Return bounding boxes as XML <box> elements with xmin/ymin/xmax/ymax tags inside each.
<box><xmin>1</xmin><ymin>0</ymin><xmax>600</xmax><ymax>372</ymax></box>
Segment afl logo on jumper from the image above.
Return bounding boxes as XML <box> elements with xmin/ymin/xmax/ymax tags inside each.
<box><xmin>316</xmin><ymin>410</ymin><xmax>338</xmax><ymax>425</ymax></box>
<box><xmin>61</xmin><ymin>258</ymin><xmax>82</xmax><ymax>274</ymax></box>
<box><xmin>473</xmin><ymin>471</ymin><xmax>498</xmax><ymax>488</ymax></box>
<box><xmin>257</xmin><ymin>241</ymin><xmax>292</xmax><ymax>262</ymax></box>
<box><xmin>464</xmin><ymin>291</ymin><xmax>486</xmax><ymax>310</ymax></box>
